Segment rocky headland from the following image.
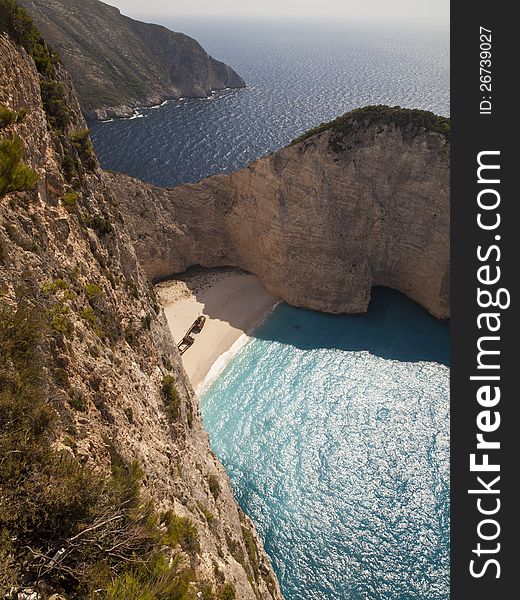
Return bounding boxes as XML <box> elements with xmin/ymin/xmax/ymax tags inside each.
<box><xmin>17</xmin><ymin>0</ymin><xmax>246</xmax><ymax>120</ymax></box>
<box><xmin>110</xmin><ymin>106</ymin><xmax>450</xmax><ymax>320</ymax></box>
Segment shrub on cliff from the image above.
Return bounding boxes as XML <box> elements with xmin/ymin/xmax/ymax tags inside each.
<box><xmin>0</xmin><ymin>136</ymin><xmax>38</xmax><ymax>198</ymax></box>
<box><xmin>0</xmin><ymin>0</ymin><xmax>60</xmax><ymax>77</ymax></box>
<box><xmin>0</xmin><ymin>300</ymin><xmax>197</xmax><ymax>598</ymax></box>
<box><xmin>0</xmin><ymin>104</ymin><xmax>26</xmax><ymax>128</ymax></box>
<box><xmin>208</xmin><ymin>475</ymin><xmax>221</xmax><ymax>500</ymax></box>
<box><xmin>62</xmin><ymin>190</ymin><xmax>79</xmax><ymax>213</ymax></box>
<box><xmin>219</xmin><ymin>583</ymin><xmax>237</xmax><ymax>600</ymax></box>
<box><xmin>1</xmin><ymin>0</ymin><xmax>88</xmax><ymax>191</ymax></box>
<box><xmin>40</xmin><ymin>80</ymin><xmax>70</xmax><ymax>131</ymax></box>
<box><xmin>71</xmin><ymin>128</ymin><xmax>97</xmax><ymax>171</ymax></box>
<box><xmin>162</xmin><ymin>374</ymin><xmax>181</xmax><ymax>421</ymax></box>
<box><xmin>104</xmin><ymin>553</ymin><xmax>192</xmax><ymax>600</ymax></box>
<box><xmin>2</xmin><ymin>3</ymin><xmax>100</xmax><ymax>192</ymax></box>
<box><xmin>292</xmin><ymin>104</ymin><xmax>450</xmax><ymax>149</ymax></box>
<box><xmin>162</xmin><ymin>512</ymin><xmax>200</xmax><ymax>555</ymax></box>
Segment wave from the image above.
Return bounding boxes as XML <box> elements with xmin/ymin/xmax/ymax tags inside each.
<box><xmin>196</xmin><ymin>333</ymin><xmax>251</xmax><ymax>395</ymax></box>
<box><xmin>150</xmin><ymin>100</ymin><xmax>170</xmax><ymax>109</ymax></box>
<box><xmin>197</xmin><ymin>300</ymin><xmax>282</xmax><ymax>395</ymax></box>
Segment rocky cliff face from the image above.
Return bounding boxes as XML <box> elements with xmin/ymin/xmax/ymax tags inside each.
<box><xmin>111</xmin><ymin>107</ymin><xmax>450</xmax><ymax>320</ymax></box>
<box><xmin>0</xmin><ymin>21</ymin><xmax>279</xmax><ymax>600</ymax></box>
<box><xmin>18</xmin><ymin>0</ymin><xmax>245</xmax><ymax>120</ymax></box>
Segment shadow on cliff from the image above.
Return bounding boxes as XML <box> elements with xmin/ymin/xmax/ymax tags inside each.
<box><xmin>181</xmin><ymin>269</ymin><xmax>450</xmax><ymax>366</ymax></box>
<box><xmin>252</xmin><ymin>287</ymin><xmax>450</xmax><ymax>366</ymax></box>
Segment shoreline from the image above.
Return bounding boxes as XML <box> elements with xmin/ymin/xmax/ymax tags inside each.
<box><xmin>156</xmin><ymin>268</ymin><xmax>279</xmax><ymax>392</ymax></box>
<box><xmin>91</xmin><ymin>86</ymin><xmax>245</xmax><ymax>123</ymax></box>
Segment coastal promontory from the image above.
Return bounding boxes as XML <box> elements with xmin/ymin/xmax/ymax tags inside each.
<box><xmin>18</xmin><ymin>0</ymin><xmax>246</xmax><ymax>120</ymax></box>
<box><xmin>111</xmin><ymin>106</ymin><xmax>450</xmax><ymax>320</ymax></box>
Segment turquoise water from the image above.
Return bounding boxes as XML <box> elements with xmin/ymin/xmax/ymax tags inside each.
<box><xmin>200</xmin><ymin>288</ymin><xmax>450</xmax><ymax>600</ymax></box>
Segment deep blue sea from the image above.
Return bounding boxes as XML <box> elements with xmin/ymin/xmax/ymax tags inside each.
<box><xmin>90</xmin><ymin>19</ymin><xmax>450</xmax><ymax>599</ymax></box>
<box><xmin>90</xmin><ymin>19</ymin><xmax>449</xmax><ymax>188</ymax></box>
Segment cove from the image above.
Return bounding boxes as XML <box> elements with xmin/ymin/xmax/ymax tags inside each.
<box><xmin>200</xmin><ymin>288</ymin><xmax>450</xmax><ymax>600</ymax></box>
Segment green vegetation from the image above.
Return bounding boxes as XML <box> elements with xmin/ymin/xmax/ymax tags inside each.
<box><xmin>81</xmin><ymin>282</ymin><xmax>123</xmax><ymax>344</ymax></box>
<box><xmin>0</xmin><ymin>2</ymin><xmax>68</xmax><ymax>135</ymax></box>
<box><xmin>126</xmin><ymin>278</ymin><xmax>140</xmax><ymax>299</ymax></box>
<box><xmin>162</xmin><ymin>512</ymin><xmax>200</xmax><ymax>555</ymax></box>
<box><xmin>162</xmin><ymin>374</ymin><xmax>181</xmax><ymax>422</ymax></box>
<box><xmin>71</xmin><ymin>128</ymin><xmax>97</xmax><ymax>171</ymax></box>
<box><xmin>80</xmin><ymin>305</ymin><xmax>95</xmax><ymax>325</ymax></box>
<box><xmin>208</xmin><ymin>474</ymin><xmax>221</xmax><ymax>500</ymax></box>
<box><xmin>80</xmin><ymin>306</ymin><xmax>104</xmax><ymax>339</ymax></box>
<box><xmin>85</xmin><ymin>282</ymin><xmax>103</xmax><ymax>299</ymax></box>
<box><xmin>225</xmin><ymin>533</ymin><xmax>245</xmax><ymax>568</ymax></box>
<box><xmin>61</xmin><ymin>128</ymin><xmax>99</xmax><ymax>184</ymax></box>
<box><xmin>40</xmin><ymin>80</ymin><xmax>69</xmax><ymax>131</ymax></box>
<box><xmin>197</xmin><ymin>502</ymin><xmax>215</xmax><ymax>524</ymax></box>
<box><xmin>91</xmin><ymin>213</ymin><xmax>114</xmax><ymax>237</ymax></box>
<box><xmin>49</xmin><ymin>302</ymin><xmax>74</xmax><ymax>338</ymax></box>
<box><xmin>69</xmin><ymin>391</ymin><xmax>87</xmax><ymax>412</ymax></box>
<box><xmin>196</xmin><ymin>581</ymin><xmax>238</xmax><ymax>600</ymax></box>
<box><xmin>0</xmin><ymin>136</ymin><xmax>38</xmax><ymax>198</ymax></box>
<box><xmin>0</xmin><ymin>106</ymin><xmax>17</xmax><ymax>129</ymax></box>
<box><xmin>0</xmin><ymin>0</ymin><xmax>60</xmax><ymax>77</ymax></box>
<box><xmin>142</xmin><ymin>313</ymin><xmax>153</xmax><ymax>330</ymax></box>
<box><xmin>62</xmin><ymin>153</ymin><xmax>77</xmax><ymax>182</ymax></box>
<box><xmin>292</xmin><ymin>105</ymin><xmax>450</xmax><ymax>151</ymax></box>
<box><xmin>70</xmin><ymin>265</ymin><xmax>80</xmax><ymax>283</ymax></box>
<box><xmin>186</xmin><ymin>399</ymin><xmax>194</xmax><ymax>429</ymax></box>
<box><xmin>62</xmin><ymin>190</ymin><xmax>79</xmax><ymax>213</ymax></box>
<box><xmin>0</xmin><ymin>300</ymin><xmax>201</xmax><ymax>597</ymax></box>
<box><xmin>241</xmin><ymin>526</ymin><xmax>259</xmax><ymax>581</ymax></box>
<box><xmin>53</xmin><ymin>366</ymin><xmax>70</xmax><ymax>388</ymax></box>
<box><xmin>0</xmin><ymin>104</ymin><xmax>26</xmax><ymax>128</ymax></box>
<box><xmin>219</xmin><ymin>582</ymin><xmax>236</xmax><ymax>600</ymax></box>
<box><xmin>238</xmin><ymin>511</ymin><xmax>277</xmax><ymax>596</ymax></box>
<box><xmin>104</xmin><ymin>553</ymin><xmax>192</xmax><ymax>600</ymax></box>
<box><xmin>162</xmin><ymin>355</ymin><xmax>174</xmax><ymax>372</ymax></box>
<box><xmin>198</xmin><ymin>581</ymin><xmax>216</xmax><ymax>600</ymax></box>
<box><xmin>1</xmin><ymin>1</ymin><xmax>99</xmax><ymax>186</ymax></box>
<box><xmin>42</xmin><ymin>277</ymin><xmax>68</xmax><ymax>294</ymax></box>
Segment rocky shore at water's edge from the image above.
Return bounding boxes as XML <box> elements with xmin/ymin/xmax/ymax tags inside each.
<box><xmin>18</xmin><ymin>0</ymin><xmax>246</xmax><ymax>120</ymax></box>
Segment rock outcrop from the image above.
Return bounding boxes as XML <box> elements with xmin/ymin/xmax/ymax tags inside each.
<box><xmin>18</xmin><ymin>0</ymin><xmax>246</xmax><ymax>120</ymax></box>
<box><xmin>110</xmin><ymin>107</ymin><xmax>450</xmax><ymax>319</ymax></box>
<box><xmin>0</xmin><ymin>16</ymin><xmax>279</xmax><ymax>600</ymax></box>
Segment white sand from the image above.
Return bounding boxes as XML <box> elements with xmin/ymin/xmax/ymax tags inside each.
<box><xmin>156</xmin><ymin>269</ymin><xmax>279</xmax><ymax>391</ymax></box>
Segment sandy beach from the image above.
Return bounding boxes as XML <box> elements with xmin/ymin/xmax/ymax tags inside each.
<box><xmin>156</xmin><ymin>268</ymin><xmax>279</xmax><ymax>391</ymax></box>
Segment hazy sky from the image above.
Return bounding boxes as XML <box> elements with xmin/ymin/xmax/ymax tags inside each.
<box><xmin>104</xmin><ymin>0</ymin><xmax>449</xmax><ymax>23</ymax></box>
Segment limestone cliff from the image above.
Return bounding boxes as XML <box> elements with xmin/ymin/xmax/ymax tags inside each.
<box><xmin>110</xmin><ymin>107</ymin><xmax>450</xmax><ymax>320</ymax></box>
<box><xmin>0</xmin><ymin>15</ymin><xmax>279</xmax><ymax>600</ymax></box>
<box><xmin>18</xmin><ymin>0</ymin><xmax>245</xmax><ymax>120</ymax></box>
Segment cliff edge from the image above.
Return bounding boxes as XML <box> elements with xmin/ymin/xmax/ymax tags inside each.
<box><xmin>0</xmin><ymin>5</ymin><xmax>279</xmax><ymax>597</ymax></box>
<box><xmin>18</xmin><ymin>0</ymin><xmax>246</xmax><ymax>120</ymax></box>
<box><xmin>111</xmin><ymin>106</ymin><xmax>450</xmax><ymax>320</ymax></box>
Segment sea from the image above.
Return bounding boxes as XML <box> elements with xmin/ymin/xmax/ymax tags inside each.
<box><xmin>90</xmin><ymin>19</ymin><xmax>450</xmax><ymax>600</ymax></box>
<box><xmin>199</xmin><ymin>289</ymin><xmax>449</xmax><ymax>600</ymax></box>
<box><xmin>90</xmin><ymin>18</ymin><xmax>449</xmax><ymax>188</ymax></box>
